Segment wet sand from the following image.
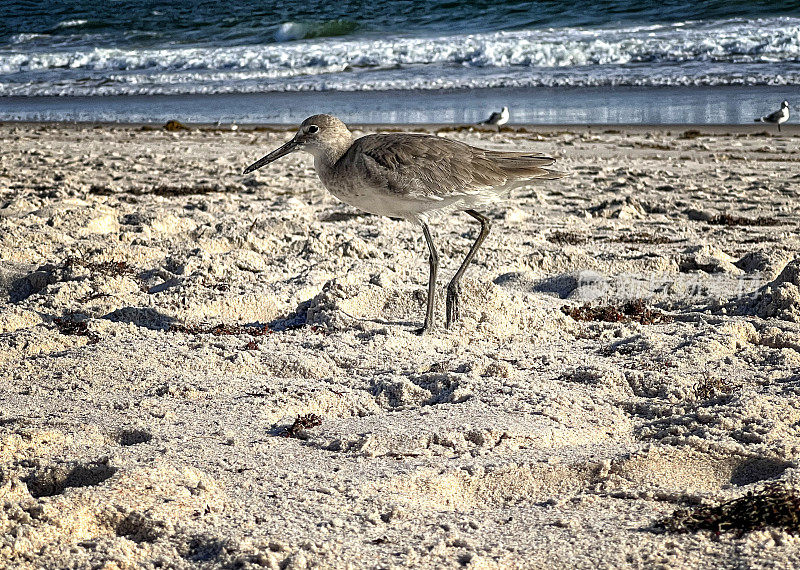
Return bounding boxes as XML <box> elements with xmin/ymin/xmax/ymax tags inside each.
<box><xmin>3</xmin><ymin>84</ymin><xmax>798</xmax><ymax>124</ymax></box>
<box><xmin>1</xmin><ymin>122</ymin><xmax>800</xmax><ymax>568</ymax></box>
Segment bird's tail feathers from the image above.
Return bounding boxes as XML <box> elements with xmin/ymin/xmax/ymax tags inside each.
<box><xmin>533</xmin><ymin>168</ymin><xmax>568</xmax><ymax>180</ymax></box>
<box><xmin>491</xmin><ymin>153</ymin><xmax>567</xmax><ymax>180</ymax></box>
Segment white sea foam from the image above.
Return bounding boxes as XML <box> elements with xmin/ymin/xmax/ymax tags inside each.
<box><xmin>1</xmin><ymin>17</ymin><xmax>798</xmax><ymax>95</ymax></box>
<box><xmin>275</xmin><ymin>22</ymin><xmax>308</xmax><ymax>42</ymax></box>
<box><xmin>9</xmin><ymin>33</ymin><xmax>50</xmax><ymax>44</ymax></box>
<box><xmin>56</xmin><ymin>19</ymin><xmax>89</xmax><ymax>28</ymax></box>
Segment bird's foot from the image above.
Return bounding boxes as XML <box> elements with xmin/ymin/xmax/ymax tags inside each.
<box><xmin>414</xmin><ymin>323</ymin><xmax>433</xmax><ymax>336</ymax></box>
<box><xmin>446</xmin><ymin>284</ymin><xmax>460</xmax><ymax>328</ymax></box>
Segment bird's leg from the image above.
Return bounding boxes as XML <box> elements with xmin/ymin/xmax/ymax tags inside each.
<box><xmin>779</xmin><ymin>123</ymin><xmax>782</xmax><ymax>132</ymax></box>
<box><xmin>415</xmin><ymin>221</ymin><xmax>438</xmax><ymax>335</ymax></box>
<box><xmin>446</xmin><ymin>210</ymin><xmax>491</xmax><ymax>328</ymax></box>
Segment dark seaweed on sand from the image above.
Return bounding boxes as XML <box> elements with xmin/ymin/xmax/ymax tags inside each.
<box><xmin>169</xmin><ymin>323</ymin><xmax>271</xmax><ymax>336</ymax></box>
<box><xmin>89</xmin><ymin>184</ymin><xmax>219</xmax><ymax>197</ymax></box>
<box><xmin>614</xmin><ymin>232</ymin><xmax>672</xmax><ymax>245</ymax></box>
<box><xmin>65</xmin><ymin>257</ymin><xmax>135</xmax><ymax>277</ymax></box>
<box><xmin>679</xmin><ymin>130</ymin><xmax>703</xmax><ymax>140</ymax></box>
<box><xmin>548</xmin><ymin>231</ymin><xmax>588</xmax><ymax>245</ymax></box>
<box><xmin>283</xmin><ymin>414</ymin><xmax>323</xmax><ymax>438</ymax></box>
<box><xmin>658</xmin><ymin>483</ymin><xmax>800</xmax><ymax>536</ymax></box>
<box><xmin>562</xmin><ymin>299</ymin><xmax>673</xmax><ymax>325</ymax></box>
<box><xmin>706</xmin><ymin>213</ymin><xmax>781</xmax><ymax>227</ymax></box>
<box><xmin>53</xmin><ymin>316</ymin><xmax>99</xmax><ymax>344</ymax></box>
<box><xmin>164</xmin><ymin>120</ymin><xmax>189</xmax><ymax>131</ymax></box>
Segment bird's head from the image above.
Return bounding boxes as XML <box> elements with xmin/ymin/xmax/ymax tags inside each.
<box><xmin>243</xmin><ymin>114</ymin><xmax>352</xmax><ymax>174</ymax></box>
<box><xmin>782</xmin><ymin>100</ymin><xmax>790</xmax><ymax>109</ymax></box>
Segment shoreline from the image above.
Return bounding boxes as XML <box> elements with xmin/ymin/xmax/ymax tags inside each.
<box><xmin>2</xmin><ymin>120</ymin><xmax>798</xmax><ymax>135</ymax></box>
<box><xmin>2</xmin><ymin>85</ymin><xmax>798</xmax><ymax>125</ymax></box>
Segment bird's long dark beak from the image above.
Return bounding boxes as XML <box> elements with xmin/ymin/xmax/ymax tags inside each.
<box><xmin>243</xmin><ymin>139</ymin><xmax>298</xmax><ymax>174</ymax></box>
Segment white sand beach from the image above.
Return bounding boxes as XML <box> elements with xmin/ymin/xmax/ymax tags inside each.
<box><xmin>1</xmin><ymin>121</ymin><xmax>800</xmax><ymax>568</ymax></box>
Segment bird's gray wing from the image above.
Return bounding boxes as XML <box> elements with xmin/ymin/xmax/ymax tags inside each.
<box><xmin>342</xmin><ymin>134</ymin><xmax>563</xmax><ymax>201</ymax></box>
<box><xmin>765</xmin><ymin>109</ymin><xmax>783</xmax><ymax>122</ymax></box>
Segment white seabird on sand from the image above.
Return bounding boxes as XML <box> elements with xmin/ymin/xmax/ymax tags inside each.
<box><xmin>754</xmin><ymin>101</ymin><xmax>790</xmax><ymax>132</ymax></box>
<box><xmin>480</xmin><ymin>107</ymin><xmax>509</xmax><ymax>131</ymax></box>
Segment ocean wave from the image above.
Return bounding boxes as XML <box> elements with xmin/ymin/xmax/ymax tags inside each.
<box><xmin>5</xmin><ymin>18</ymin><xmax>799</xmax><ymax>71</ymax></box>
<box><xmin>2</xmin><ymin>64</ymin><xmax>797</xmax><ymax>97</ymax></box>
<box><xmin>274</xmin><ymin>20</ymin><xmax>360</xmax><ymax>42</ymax></box>
<box><xmin>56</xmin><ymin>19</ymin><xmax>89</xmax><ymax>29</ymax></box>
<box><xmin>9</xmin><ymin>33</ymin><xmax>51</xmax><ymax>44</ymax></box>
<box><xmin>1</xmin><ymin>17</ymin><xmax>798</xmax><ymax>95</ymax></box>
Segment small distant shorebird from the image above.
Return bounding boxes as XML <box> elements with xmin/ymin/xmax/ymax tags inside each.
<box><xmin>480</xmin><ymin>107</ymin><xmax>509</xmax><ymax>131</ymax></box>
<box><xmin>244</xmin><ymin>114</ymin><xmax>564</xmax><ymax>334</ymax></box>
<box><xmin>754</xmin><ymin>101</ymin><xmax>790</xmax><ymax>132</ymax></box>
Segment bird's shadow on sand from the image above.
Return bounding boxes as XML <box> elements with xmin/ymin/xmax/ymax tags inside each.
<box><xmin>267</xmin><ymin>309</ymin><xmax>419</xmax><ymax>335</ymax></box>
<box><xmin>103</xmin><ymin>306</ymin><xmax>178</xmax><ymax>330</ymax></box>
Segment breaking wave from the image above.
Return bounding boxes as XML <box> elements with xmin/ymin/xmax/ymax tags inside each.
<box><xmin>274</xmin><ymin>20</ymin><xmax>360</xmax><ymax>42</ymax></box>
<box><xmin>1</xmin><ymin>17</ymin><xmax>798</xmax><ymax>96</ymax></box>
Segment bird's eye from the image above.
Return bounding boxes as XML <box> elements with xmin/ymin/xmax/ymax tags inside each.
<box><xmin>306</xmin><ymin>125</ymin><xmax>319</xmax><ymax>134</ymax></box>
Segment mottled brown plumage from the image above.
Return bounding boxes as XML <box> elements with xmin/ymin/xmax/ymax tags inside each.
<box><xmin>243</xmin><ymin>114</ymin><xmax>566</xmax><ymax>334</ymax></box>
<box><xmin>338</xmin><ymin>133</ymin><xmax>560</xmax><ymax>207</ymax></box>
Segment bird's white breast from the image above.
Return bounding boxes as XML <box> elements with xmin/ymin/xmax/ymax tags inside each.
<box><xmin>313</xmin><ymin>156</ymin><xmax>411</xmax><ymax>218</ymax></box>
<box><xmin>312</xmin><ymin>155</ymin><xmax>479</xmax><ymax>221</ymax></box>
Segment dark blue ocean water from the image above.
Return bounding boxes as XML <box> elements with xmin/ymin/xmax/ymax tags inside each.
<box><xmin>3</xmin><ymin>1</ymin><xmax>797</xmax><ymax>48</ymax></box>
<box><xmin>1</xmin><ymin>1</ymin><xmax>799</xmax><ymax>122</ymax></box>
